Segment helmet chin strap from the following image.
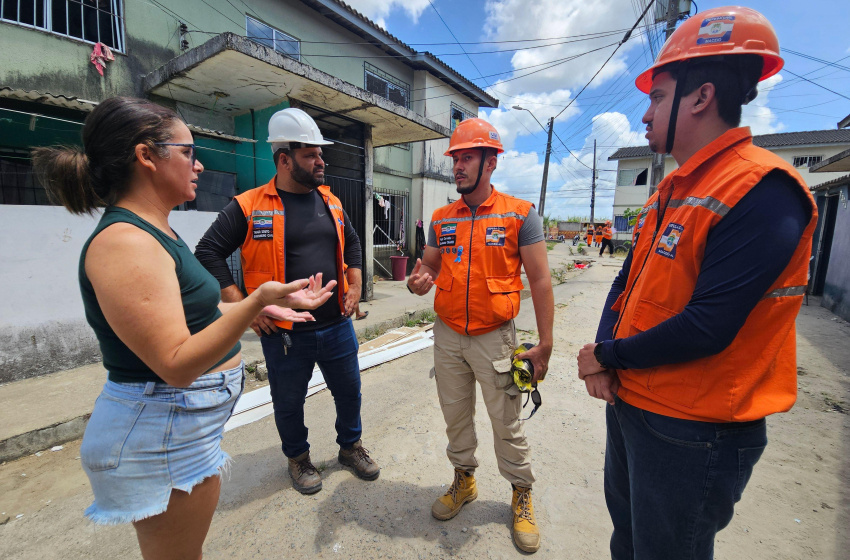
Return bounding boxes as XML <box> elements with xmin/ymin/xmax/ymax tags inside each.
<box><xmin>471</xmin><ymin>148</ymin><xmax>487</xmax><ymax>191</ymax></box>
<box><xmin>665</xmin><ymin>60</ymin><xmax>690</xmax><ymax>154</ymax></box>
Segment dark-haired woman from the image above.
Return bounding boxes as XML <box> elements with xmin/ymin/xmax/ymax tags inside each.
<box><xmin>33</xmin><ymin>97</ymin><xmax>336</xmax><ymax>559</ymax></box>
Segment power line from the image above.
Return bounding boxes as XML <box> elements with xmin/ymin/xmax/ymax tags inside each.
<box><xmin>781</xmin><ymin>69</ymin><xmax>850</xmax><ymax>101</ymax></box>
<box><xmin>553</xmin><ymin>0</ymin><xmax>657</xmax><ymax>119</ymax></box>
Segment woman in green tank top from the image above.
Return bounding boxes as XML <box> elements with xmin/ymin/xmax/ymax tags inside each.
<box><xmin>33</xmin><ymin>97</ymin><xmax>336</xmax><ymax>559</ymax></box>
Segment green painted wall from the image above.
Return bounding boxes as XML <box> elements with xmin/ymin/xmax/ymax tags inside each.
<box><xmin>1</xmin><ymin>0</ymin><xmax>418</xmax><ymax>185</ymax></box>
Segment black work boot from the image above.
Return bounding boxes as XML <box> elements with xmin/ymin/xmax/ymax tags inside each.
<box><xmin>288</xmin><ymin>451</ymin><xmax>322</xmax><ymax>494</ymax></box>
<box><xmin>338</xmin><ymin>440</ymin><xmax>380</xmax><ymax>480</ymax></box>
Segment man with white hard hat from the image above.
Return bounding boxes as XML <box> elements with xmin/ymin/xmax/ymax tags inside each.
<box><xmin>196</xmin><ymin>107</ymin><xmax>379</xmax><ymax>494</ymax></box>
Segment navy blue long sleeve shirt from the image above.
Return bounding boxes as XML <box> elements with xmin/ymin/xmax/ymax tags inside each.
<box><xmin>596</xmin><ymin>170</ymin><xmax>812</xmax><ymax>370</ymax></box>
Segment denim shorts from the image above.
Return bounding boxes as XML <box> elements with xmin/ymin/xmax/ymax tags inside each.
<box><xmin>80</xmin><ymin>362</ymin><xmax>244</xmax><ymax>525</ymax></box>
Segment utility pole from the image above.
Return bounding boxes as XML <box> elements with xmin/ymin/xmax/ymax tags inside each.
<box><xmin>649</xmin><ymin>0</ymin><xmax>681</xmax><ymax>195</ymax></box>
<box><xmin>539</xmin><ymin>116</ymin><xmax>554</xmax><ymax>217</ymax></box>
<box><xmin>590</xmin><ymin>139</ymin><xmax>597</xmax><ymax>224</ymax></box>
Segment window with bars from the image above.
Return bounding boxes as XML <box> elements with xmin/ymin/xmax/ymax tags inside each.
<box><xmin>364</xmin><ymin>63</ymin><xmax>410</xmax><ymax>109</ymax></box>
<box><xmin>246</xmin><ymin>16</ymin><xmax>300</xmax><ymax>61</ymax></box>
<box><xmin>1</xmin><ymin>0</ymin><xmax>125</xmax><ymax>51</ymax></box>
<box><xmin>0</xmin><ymin>150</ymin><xmax>52</xmax><ymax>205</ymax></box>
<box><xmin>793</xmin><ymin>155</ymin><xmax>822</xmax><ymax>168</ymax></box>
<box><xmin>373</xmin><ymin>189</ymin><xmax>408</xmax><ymax>250</ymax></box>
<box><xmin>450</xmin><ymin>102</ymin><xmax>475</xmax><ymax>132</ymax></box>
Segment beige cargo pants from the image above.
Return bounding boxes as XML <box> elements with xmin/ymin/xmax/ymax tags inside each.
<box><xmin>432</xmin><ymin>317</ymin><xmax>535</xmax><ymax>487</ymax></box>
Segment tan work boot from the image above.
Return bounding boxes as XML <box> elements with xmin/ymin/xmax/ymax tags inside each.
<box><xmin>338</xmin><ymin>440</ymin><xmax>380</xmax><ymax>480</ymax></box>
<box><xmin>431</xmin><ymin>469</ymin><xmax>478</xmax><ymax>520</ymax></box>
<box><xmin>288</xmin><ymin>451</ymin><xmax>322</xmax><ymax>494</ymax></box>
<box><xmin>512</xmin><ymin>485</ymin><xmax>540</xmax><ymax>552</ymax></box>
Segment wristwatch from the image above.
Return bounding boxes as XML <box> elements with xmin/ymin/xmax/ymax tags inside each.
<box><xmin>593</xmin><ymin>343</ymin><xmax>610</xmax><ymax>369</ymax></box>
<box><xmin>407</xmin><ymin>283</ymin><xmax>415</xmax><ymax>294</ymax></box>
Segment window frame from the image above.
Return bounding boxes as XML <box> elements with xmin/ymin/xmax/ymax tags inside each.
<box><xmin>0</xmin><ymin>0</ymin><xmax>126</xmax><ymax>52</ymax></box>
<box><xmin>245</xmin><ymin>15</ymin><xmax>300</xmax><ymax>61</ymax></box>
<box><xmin>616</xmin><ymin>167</ymin><xmax>648</xmax><ymax>186</ymax></box>
<box><xmin>450</xmin><ymin>102</ymin><xmax>476</xmax><ymax>132</ymax></box>
<box><xmin>792</xmin><ymin>155</ymin><xmax>822</xmax><ymax>168</ymax></box>
<box><xmin>364</xmin><ymin>62</ymin><xmax>411</xmax><ymax>110</ymax></box>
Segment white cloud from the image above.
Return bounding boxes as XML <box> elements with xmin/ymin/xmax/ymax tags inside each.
<box><xmin>741</xmin><ymin>73</ymin><xmax>785</xmax><ymax>135</ymax></box>
<box><xmin>483</xmin><ymin>0</ymin><xmax>645</xmax><ymax>96</ymax></box>
<box><xmin>478</xmin><ymin>89</ymin><xmax>580</xmax><ymax>150</ymax></box>
<box><xmin>492</xmin><ymin>112</ymin><xmax>645</xmax><ymax>219</ymax></box>
<box><xmin>342</xmin><ymin>0</ymin><xmax>431</xmax><ymax>29</ymax></box>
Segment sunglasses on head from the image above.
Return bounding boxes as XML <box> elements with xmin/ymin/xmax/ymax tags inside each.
<box><xmin>155</xmin><ymin>143</ymin><xmax>197</xmax><ymax>166</ymax></box>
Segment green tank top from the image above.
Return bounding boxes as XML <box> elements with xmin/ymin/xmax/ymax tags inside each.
<box><xmin>79</xmin><ymin>207</ymin><xmax>241</xmax><ymax>383</ymax></box>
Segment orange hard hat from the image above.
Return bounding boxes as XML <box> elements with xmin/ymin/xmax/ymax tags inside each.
<box><xmin>635</xmin><ymin>6</ymin><xmax>783</xmax><ymax>93</ymax></box>
<box><xmin>444</xmin><ymin>118</ymin><xmax>505</xmax><ymax>156</ymax></box>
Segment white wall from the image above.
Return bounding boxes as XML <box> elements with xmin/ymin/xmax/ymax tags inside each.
<box><xmin>0</xmin><ymin>205</ymin><xmax>219</xmax><ymax>383</ymax></box>
<box><xmin>611</xmin><ymin>142</ymin><xmax>850</xmax><ymax>216</ymax></box>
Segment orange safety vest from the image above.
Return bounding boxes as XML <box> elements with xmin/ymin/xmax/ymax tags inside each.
<box><xmin>603</xmin><ymin>226</ymin><xmax>612</xmax><ymax>240</ymax></box>
<box><xmin>431</xmin><ymin>186</ymin><xmax>532</xmax><ymax>336</ymax></box>
<box><xmin>611</xmin><ymin>128</ymin><xmax>817</xmax><ymax>422</ymax></box>
<box><xmin>595</xmin><ymin>229</ymin><xmax>603</xmax><ymax>242</ymax></box>
<box><xmin>234</xmin><ymin>176</ymin><xmax>349</xmax><ymax>330</ymax></box>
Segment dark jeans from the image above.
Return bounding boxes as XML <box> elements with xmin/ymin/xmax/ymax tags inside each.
<box><xmin>260</xmin><ymin>318</ymin><xmax>362</xmax><ymax>458</ymax></box>
<box><xmin>605</xmin><ymin>397</ymin><xmax>767</xmax><ymax>560</ymax></box>
<box><xmin>600</xmin><ymin>238</ymin><xmax>615</xmax><ymax>256</ymax></box>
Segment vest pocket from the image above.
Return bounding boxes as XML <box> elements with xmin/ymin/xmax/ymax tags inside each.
<box><xmin>243</xmin><ymin>271</ymin><xmax>274</xmax><ymax>294</ymax></box>
<box><xmin>486</xmin><ymin>275</ymin><xmax>524</xmax><ymax>325</ymax></box>
<box><xmin>631</xmin><ymin>299</ymin><xmax>703</xmax><ymax>409</ymax></box>
<box><xmin>434</xmin><ymin>273</ymin><xmax>454</xmax><ymax>319</ymax></box>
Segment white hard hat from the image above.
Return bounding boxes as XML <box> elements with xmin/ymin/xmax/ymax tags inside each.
<box><xmin>267</xmin><ymin>107</ymin><xmax>333</xmax><ymax>154</ymax></box>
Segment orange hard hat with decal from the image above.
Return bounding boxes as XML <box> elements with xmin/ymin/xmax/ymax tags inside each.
<box><xmin>444</xmin><ymin>118</ymin><xmax>505</xmax><ymax>156</ymax></box>
<box><xmin>635</xmin><ymin>6</ymin><xmax>783</xmax><ymax>93</ymax></box>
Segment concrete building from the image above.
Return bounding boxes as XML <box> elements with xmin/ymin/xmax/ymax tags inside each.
<box><xmin>808</xmin><ymin>130</ymin><xmax>850</xmax><ymax>321</ymax></box>
<box><xmin>607</xmin><ymin>129</ymin><xmax>850</xmax><ymax>242</ymax></box>
<box><xmin>0</xmin><ymin>0</ymin><xmax>496</xmax><ymax>382</ymax></box>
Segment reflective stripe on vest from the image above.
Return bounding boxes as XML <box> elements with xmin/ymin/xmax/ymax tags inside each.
<box><xmin>612</xmin><ymin>128</ymin><xmax>817</xmax><ymax>423</ymax></box>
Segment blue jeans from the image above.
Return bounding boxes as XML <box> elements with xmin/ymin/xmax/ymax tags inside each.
<box><xmin>605</xmin><ymin>397</ymin><xmax>767</xmax><ymax>560</ymax></box>
<box><xmin>260</xmin><ymin>319</ymin><xmax>362</xmax><ymax>458</ymax></box>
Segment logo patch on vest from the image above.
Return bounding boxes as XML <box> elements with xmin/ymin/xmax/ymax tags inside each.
<box><xmin>441</xmin><ymin>223</ymin><xmax>457</xmax><ymax>235</ymax></box>
<box><xmin>485</xmin><ymin>226</ymin><xmax>506</xmax><ymax>246</ymax></box>
<box><xmin>252</xmin><ymin>216</ymin><xmax>274</xmax><ymax>240</ymax></box>
<box><xmin>656</xmin><ymin>223</ymin><xmax>684</xmax><ymax>259</ymax></box>
<box><xmin>439</xmin><ymin>234</ymin><xmax>456</xmax><ymax>247</ymax></box>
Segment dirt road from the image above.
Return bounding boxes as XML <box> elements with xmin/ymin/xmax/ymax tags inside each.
<box><xmin>1</xmin><ymin>256</ymin><xmax>847</xmax><ymax>559</ymax></box>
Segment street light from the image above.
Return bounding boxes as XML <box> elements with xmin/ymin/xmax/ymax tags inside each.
<box><xmin>513</xmin><ymin>105</ymin><xmax>554</xmax><ymax>217</ymax></box>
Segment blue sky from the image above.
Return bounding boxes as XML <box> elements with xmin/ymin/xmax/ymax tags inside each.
<box><xmin>345</xmin><ymin>0</ymin><xmax>850</xmax><ymax>219</ymax></box>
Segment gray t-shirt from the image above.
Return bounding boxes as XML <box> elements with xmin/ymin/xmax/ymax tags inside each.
<box><xmin>427</xmin><ymin>202</ymin><xmax>544</xmax><ymax>248</ymax></box>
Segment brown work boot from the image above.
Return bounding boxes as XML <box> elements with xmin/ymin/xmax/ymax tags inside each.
<box><xmin>287</xmin><ymin>451</ymin><xmax>322</xmax><ymax>494</ymax></box>
<box><xmin>338</xmin><ymin>440</ymin><xmax>380</xmax><ymax>480</ymax></box>
<box><xmin>431</xmin><ymin>469</ymin><xmax>478</xmax><ymax>520</ymax></box>
<box><xmin>512</xmin><ymin>484</ymin><xmax>540</xmax><ymax>552</ymax></box>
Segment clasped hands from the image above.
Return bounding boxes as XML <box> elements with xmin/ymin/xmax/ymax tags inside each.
<box><xmin>577</xmin><ymin>342</ymin><xmax>620</xmax><ymax>405</ymax></box>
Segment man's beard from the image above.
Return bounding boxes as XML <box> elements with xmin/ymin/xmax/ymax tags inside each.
<box><xmin>291</xmin><ymin>160</ymin><xmax>323</xmax><ymax>189</ymax></box>
<box><xmin>456</xmin><ymin>182</ymin><xmax>477</xmax><ymax>195</ymax></box>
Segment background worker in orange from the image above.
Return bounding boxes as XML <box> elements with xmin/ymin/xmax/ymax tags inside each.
<box><xmin>576</xmin><ymin>7</ymin><xmax>816</xmax><ymax>559</ymax></box>
<box><xmin>586</xmin><ymin>224</ymin><xmax>594</xmax><ymax>246</ymax></box>
<box><xmin>407</xmin><ymin>118</ymin><xmax>554</xmax><ymax>553</ymax></box>
<box><xmin>599</xmin><ymin>220</ymin><xmax>614</xmax><ymax>257</ymax></box>
<box><xmin>594</xmin><ymin>225</ymin><xmax>603</xmax><ymax>247</ymax></box>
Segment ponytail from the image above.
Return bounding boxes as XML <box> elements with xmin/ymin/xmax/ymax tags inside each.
<box><xmin>32</xmin><ymin>97</ymin><xmax>181</xmax><ymax>215</ymax></box>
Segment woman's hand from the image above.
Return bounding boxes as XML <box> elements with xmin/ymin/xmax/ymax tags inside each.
<box><xmin>261</xmin><ymin>306</ymin><xmax>316</xmax><ymax>323</ymax></box>
<box><xmin>256</xmin><ymin>273</ymin><xmax>337</xmax><ymax>311</ymax></box>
